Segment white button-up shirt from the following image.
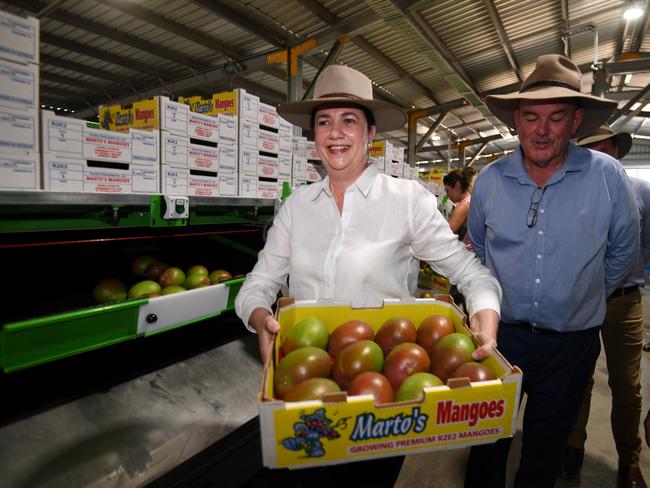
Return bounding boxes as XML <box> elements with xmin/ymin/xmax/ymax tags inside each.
<box><xmin>236</xmin><ymin>165</ymin><xmax>501</xmax><ymax>331</ymax></box>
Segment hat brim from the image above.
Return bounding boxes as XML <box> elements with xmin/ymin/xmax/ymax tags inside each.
<box><xmin>277</xmin><ymin>97</ymin><xmax>407</xmax><ymax>133</ymax></box>
<box><xmin>486</xmin><ymin>87</ymin><xmax>617</xmax><ymax>139</ymax></box>
<box><xmin>576</xmin><ymin>131</ymin><xmax>633</xmax><ymax>159</ymax></box>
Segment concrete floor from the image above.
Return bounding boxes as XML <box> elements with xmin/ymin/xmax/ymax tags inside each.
<box><xmin>395</xmin><ymin>291</ymin><xmax>650</xmax><ymax>488</ymax></box>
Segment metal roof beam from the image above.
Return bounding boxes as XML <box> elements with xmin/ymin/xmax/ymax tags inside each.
<box><xmin>40</xmin><ymin>72</ymin><xmax>114</xmax><ymax>93</ymax></box>
<box><xmin>100</xmin><ymin>0</ymin><xmax>240</xmax><ymax>59</ymax></box>
<box><xmin>40</xmin><ymin>54</ymin><xmax>136</xmax><ymax>86</ymax></box>
<box><xmin>421</xmin><ymin>134</ymin><xmax>502</xmax><ymax>153</ymax></box>
<box><xmin>40</xmin><ymin>33</ymin><xmax>166</xmax><ymax>79</ymax></box>
<box><xmin>416</xmin><ymin>112</ymin><xmax>446</xmax><ymax>152</ymax></box>
<box><xmin>296</xmin><ymin>0</ymin><xmax>440</xmax><ymax>105</ymax></box>
<box><xmin>351</xmin><ymin>36</ymin><xmax>440</xmax><ymax>104</ymax></box>
<box><xmin>560</xmin><ymin>0</ymin><xmax>571</xmax><ymax>57</ymax></box>
<box><xmin>482</xmin><ymin>0</ymin><xmax>523</xmax><ymax>82</ymax></box>
<box><xmin>6</xmin><ymin>0</ymin><xmax>206</xmax><ymax>70</ymax></box>
<box><xmin>189</xmin><ymin>0</ymin><xmax>288</xmax><ymax>47</ymax></box>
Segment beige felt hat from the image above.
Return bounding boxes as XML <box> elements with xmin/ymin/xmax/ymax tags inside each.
<box><xmin>277</xmin><ymin>65</ymin><xmax>407</xmax><ymax>133</ymax></box>
<box><xmin>486</xmin><ymin>54</ymin><xmax>617</xmax><ymax>139</ymax></box>
<box><xmin>576</xmin><ymin>125</ymin><xmax>633</xmax><ymax>159</ymax></box>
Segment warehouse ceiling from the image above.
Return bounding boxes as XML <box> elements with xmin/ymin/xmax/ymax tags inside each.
<box><xmin>4</xmin><ymin>0</ymin><xmax>650</xmax><ymax>167</ymax></box>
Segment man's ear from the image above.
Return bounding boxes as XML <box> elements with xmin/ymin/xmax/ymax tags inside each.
<box><xmin>571</xmin><ymin>108</ymin><xmax>585</xmax><ymax>137</ymax></box>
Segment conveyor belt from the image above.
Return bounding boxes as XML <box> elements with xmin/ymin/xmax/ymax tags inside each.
<box><xmin>0</xmin><ymin>313</ymin><xmax>264</xmax><ymax>488</ymax></box>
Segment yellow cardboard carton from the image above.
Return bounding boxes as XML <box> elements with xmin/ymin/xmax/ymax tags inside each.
<box><xmin>258</xmin><ymin>297</ymin><xmax>522</xmax><ymax>469</ymax></box>
<box><xmin>98</xmin><ymin>96</ymin><xmax>188</xmax><ymax>135</ymax></box>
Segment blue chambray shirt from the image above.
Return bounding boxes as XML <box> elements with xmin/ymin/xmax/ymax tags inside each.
<box><xmin>468</xmin><ymin>144</ymin><xmax>639</xmax><ymax>331</ymax></box>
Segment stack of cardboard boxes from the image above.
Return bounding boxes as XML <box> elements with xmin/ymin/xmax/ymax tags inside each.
<box><xmin>0</xmin><ymin>11</ymin><xmax>40</xmax><ymax>191</ymax></box>
<box><xmin>291</xmin><ymin>136</ymin><xmax>323</xmax><ymax>187</ymax></box>
<box><xmin>98</xmin><ymin>95</ymin><xmax>238</xmax><ymax>197</ymax></box>
<box><xmin>41</xmin><ymin>110</ymin><xmax>159</xmax><ymax>193</ymax></box>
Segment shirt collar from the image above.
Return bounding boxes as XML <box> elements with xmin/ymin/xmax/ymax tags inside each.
<box><xmin>311</xmin><ymin>164</ymin><xmax>379</xmax><ymax>200</ymax></box>
<box><xmin>503</xmin><ymin>143</ymin><xmax>584</xmax><ymax>185</ymax></box>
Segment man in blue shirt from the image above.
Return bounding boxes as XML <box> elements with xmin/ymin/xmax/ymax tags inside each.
<box><xmin>465</xmin><ymin>55</ymin><xmax>640</xmax><ymax>488</ymax></box>
<box><xmin>559</xmin><ymin>126</ymin><xmax>648</xmax><ymax>488</ymax></box>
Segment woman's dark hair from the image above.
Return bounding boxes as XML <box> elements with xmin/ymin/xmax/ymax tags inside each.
<box><xmin>310</xmin><ymin>104</ymin><xmax>375</xmax><ymax>132</ymax></box>
<box><xmin>443</xmin><ymin>166</ymin><xmax>477</xmax><ymax>192</ymax></box>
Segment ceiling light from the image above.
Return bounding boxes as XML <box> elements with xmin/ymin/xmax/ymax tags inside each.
<box><xmin>624</xmin><ymin>2</ymin><xmax>644</xmax><ymax>20</ymax></box>
<box><xmin>430</xmin><ymin>134</ymin><xmax>441</xmax><ymax>141</ymax></box>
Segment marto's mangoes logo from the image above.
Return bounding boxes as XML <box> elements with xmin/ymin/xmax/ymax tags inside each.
<box><xmin>437</xmin><ymin>399</ymin><xmax>505</xmax><ymax>427</ymax></box>
<box><xmin>193</xmin><ymin>100</ymin><xmax>213</xmax><ymax>113</ymax></box>
<box><xmin>135</xmin><ymin>108</ymin><xmax>155</xmax><ymax>122</ymax></box>
<box><xmin>114</xmin><ymin>112</ymin><xmax>133</xmax><ymax>126</ymax></box>
<box><xmin>350</xmin><ymin>407</ymin><xmax>428</xmax><ymax>441</ymax></box>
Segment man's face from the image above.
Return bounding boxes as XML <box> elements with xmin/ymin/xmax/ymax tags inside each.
<box><xmin>514</xmin><ymin>99</ymin><xmax>584</xmax><ymax>168</ymax></box>
<box><xmin>584</xmin><ymin>138</ymin><xmax>618</xmax><ymax>159</ymax></box>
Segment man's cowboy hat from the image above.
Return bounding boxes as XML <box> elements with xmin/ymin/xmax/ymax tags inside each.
<box><xmin>486</xmin><ymin>54</ymin><xmax>617</xmax><ymax>139</ymax></box>
<box><xmin>576</xmin><ymin>125</ymin><xmax>633</xmax><ymax>159</ymax></box>
<box><xmin>277</xmin><ymin>65</ymin><xmax>407</xmax><ymax>133</ymax></box>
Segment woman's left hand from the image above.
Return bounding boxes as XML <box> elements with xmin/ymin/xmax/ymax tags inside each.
<box><xmin>469</xmin><ymin>309</ymin><xmax>499</xmax><ymax>360</ymax></box>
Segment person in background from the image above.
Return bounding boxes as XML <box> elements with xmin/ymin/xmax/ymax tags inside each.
<box><xmin>465</xmin><ymin>54</ymin><xmax>640</xmax><ymax>488</ymax></box>
<box><xmin>559</xmin><ymin>126</ymin><xmax>648</xmax><ymax>488</ymax></box>
<box><xmin>235</xmin><ymin>64</ymin><xmax>502</xmax><ymax>487</ymax></box>
<box><xmin>443</xmin><ymin>166</ymin><xmax>477</xmax><ymax>250</ymax></box>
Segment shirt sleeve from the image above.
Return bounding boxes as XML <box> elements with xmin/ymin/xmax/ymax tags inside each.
<box><xmin>639</xmin><ymin>180</ymin><xmax>650</xmax><ymax>265</ymax></box>
<box><xmin>407</xmin><ymin>182</ymin><xmax>502</xmax><ymax>318</ymax></box>
<box><xmin>604</xmin><ymin>166</ymin><xmax>641</xmax><ymax>295</ymax></box>
<box><xmin>234</xmin><ymin>196</ymin><xmax>293</xmax><ymax>332</ymax></box>
<box><xmin>466</xmin><ymin>172</ymin><xmax>487</xmax><ymax>264</ymax></box>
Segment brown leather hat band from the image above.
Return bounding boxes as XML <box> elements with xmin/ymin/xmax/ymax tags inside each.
<box><xmin>520</xmin><ymin>79</ymin><xmax>580</xmax><ymax>93</ymax></box>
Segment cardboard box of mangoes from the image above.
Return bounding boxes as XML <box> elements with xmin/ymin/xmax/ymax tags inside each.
<box><xmin>258</xmin><ymin>296</ymin><xmax>522</xmax><ymax>469</ymax></box>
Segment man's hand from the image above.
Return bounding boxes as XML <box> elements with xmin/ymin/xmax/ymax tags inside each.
<box><xmin>469</xmin><ymin>308</ymin><xmax>499</xmax><ymax>360</ymax></box>
<box><xmin>249</xmin><ymin>308</ymin><xmax>280</xmax><ymax>365</ymax></box>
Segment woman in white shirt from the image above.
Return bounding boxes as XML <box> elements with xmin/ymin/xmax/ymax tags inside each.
<box><xmin>235</xmin><ymin>65</ymin><xmax>501</xmax><ymax>365</ymax></box>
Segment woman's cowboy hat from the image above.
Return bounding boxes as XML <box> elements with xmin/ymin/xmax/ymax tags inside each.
<box><xmin>576</xmin><ymin>125</ymin><xmax>633</xmax><ymax>159</ymax></box>
<box><xmin>486</xmin><ymin>54</ymin><xmax>617</xmax><ymax>139</ymax></box>
<box><xmin>277</xmin><ymin>65</ymin><xmax>407</xmax><ymax>133</ymax></box>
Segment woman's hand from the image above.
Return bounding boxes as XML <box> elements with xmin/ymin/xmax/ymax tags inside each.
<box><xmin>249</xmin><ymin>308</ymin><xmax>280</xmax><ymax>365</ymax></box>
<box><xmin>469</xmin><ymin>308</ymin><xmax>499</xmax><ymax>360</ymax></box>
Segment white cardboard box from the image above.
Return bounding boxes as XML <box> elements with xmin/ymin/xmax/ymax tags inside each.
<box><xmin>0</xmin><ymin>11</ymin><xmax>39</xmax><ymax>65</ymax></box>
<box><xmin>0</xmin><ymin>106</ymin><xmax>38</xmax><ymax>152</ymax></box>
<box><xmin>218</xmin><ymin>173</ymin><xmax>238</xmax><ymax>196</ymax></box>
<box><xmin>279</xmin><ymin>119</ymin><xmax>292</xmax><ymax>154</ymax></box>
<box><xmin>188</xmin><ymin>171</ymin><xmax>219</xmax><ymax>197</ymax></box>
<box><xmin>239</xmin><ymin>120</ymin><xmax>259</xmax><ymax>149</ymax></box>
<box><xmin>160</xmin><ymin>132</ymin><xmax>189</xmax><ymax>168</ymax></box>
<box><xmin>240</xmin><ymin>148</ymin><xmax>279</xmax><ymax>178</ymax></box>
<box><xmin>259</xmin><ymin>128</ymin><xmax>280</xmax><ymax>154</ymax></box>
<box><xmin>259</xmin><ymin>103</ymin><xmax>279</xmax><ymax>129</ymax></box>
<box><xmin>0</xmin><ymin>151</ymin><xmax>39</xmax><ymax>190</ymax></box>
<box><xmin>238</xmin><ymin>174</ymin><xmax>278</xmax><ymax>199</ymax></box>
<box><xmin>131</xmin><ymin>129</ymin><xmax>159</xmax><ymax>166</ymax></box>
<box><xmin>278</xmin><ymin>152</ymin><xmax>291</xmax><ymax>179</ymax></box>
<box><xmin>218</xmin><ymin>143</ymin><xmax>237</xmax><ymax>173</ymax></box>
<box><xmin>188</xmin><ymin>143</ymin><xmax>220</xmax><ymax>172</ymax></box>
<box><xmin>41</xmin><ymin>110</ymin><xmax>134</xmax><ymax>164</ymax></box>
<box><xmin>43</xmin><ymin>152</ymin><xmax>158</xmax><ymax>194</ymax></box>
<box><xmin>292</xmin><ymin>155</ymin><xmax>307</xmax><ymax>180</ymax></box>
<box><xmin>292</xmin><ymin>137</ymin><xmax>306</xmax><ymax>158</ymax></box>
<box><xmin>218</xmin><ymin>114</ymin><xmax>237</xmax><ymax>146</ymax></box>
<box><xmin>162</xmin><ymin>165</ymin><xmax>188</xmax><ymax>195</ymax></box>
<box><xmin>82</xmin><ymin>126</ymin><xmax>132</xmax><ymax>164</ymax></box>
<box><xmin>306</xmin><ymin>140</ymin><xmax>320</xmax><ymax>161</ymax></box>
<box><xmin>187</xmin><ymin>110</ymin><xmax>219</xmax><ymax>143</ymax></box>
<box><xmin>0</xmin><ymin>58</ymin><xmax>38</xmax><ymax>110</ymax></box>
